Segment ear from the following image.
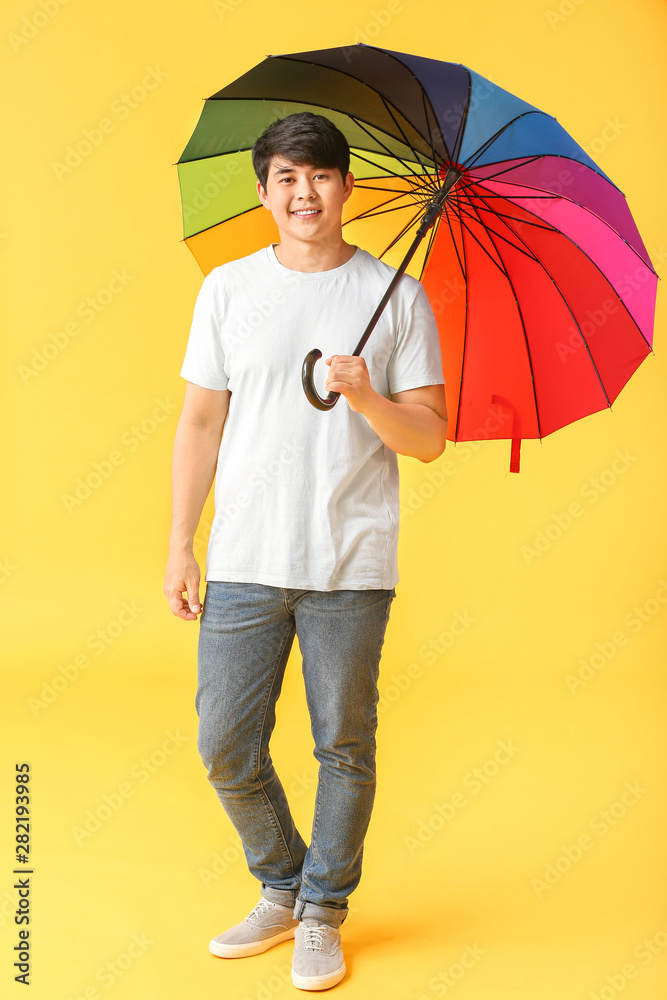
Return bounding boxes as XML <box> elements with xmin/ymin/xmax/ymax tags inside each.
<box><xmin>342</xmin><ymin>172</ymin><xmax>355</xmax><ymax>204</ymax></box>
<box><xmin>257</xmin><ymin>179</ymin><xmax>270</xmax><ymax>210</ymax></box>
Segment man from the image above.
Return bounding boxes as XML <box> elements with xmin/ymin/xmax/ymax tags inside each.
<box><xmin>164</xmin><ymin>112</ymin><xmax>447</xmax><ymax>991</ymax></box>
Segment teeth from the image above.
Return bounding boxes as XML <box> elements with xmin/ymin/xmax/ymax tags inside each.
<box><xmin>293</xmin><ymin>210</ymin><xmax>319</xmax><ymax>215</ymax></box>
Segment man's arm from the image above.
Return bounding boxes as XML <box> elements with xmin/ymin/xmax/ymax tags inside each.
<box><xmin>164</xmin><ymin>382</ymin><xmax>230</xmax><ymax>621</ymax></box>
<box><xmin>325</xmin><ymin>355</ymin><xmax>447</xmax><ymax>463</ymax></box>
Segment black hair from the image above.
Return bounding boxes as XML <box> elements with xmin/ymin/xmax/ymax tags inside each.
<box><xmin>251</xmin><ymin>112</ymin><xmax>350</xmax><ymax>192</ymax></box>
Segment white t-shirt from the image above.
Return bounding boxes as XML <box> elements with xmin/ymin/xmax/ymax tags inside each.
<box><xmin>180</xmin><ymin>244</ymin><xmax>444</xmax><ymax>590</ymax></box>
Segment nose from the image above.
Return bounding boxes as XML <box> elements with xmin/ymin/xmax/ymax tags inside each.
<box><xmin>294</xmin><ymin>176</ymin><xmax>317</xmax><ymax>200</ymax></box>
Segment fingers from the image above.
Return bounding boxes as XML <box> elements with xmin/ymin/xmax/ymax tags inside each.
<box><xmin>186</xmin><ymin>585</ymin><xmax>201</xmax><ymax>616</ymax></box>
<box><xmin>325</xmin><ymin>356</ymin><xmax>368</xmax><ymax>389</ymax></box>
<box><xmin>164</xmin><ymin>571</ymin><xmax>202</xmax><ymax>622</ymax></box>
<box><xmin>179</xmin><ymin>599</ymin><xmax>201</xmax><ymax>622</ymax></box>
<box><xmin>325</xmin><ymin>356</ymin><xmax>362</xmax><ymax>379</ymax></box>
<box><xmin>164</xmin><ymin>588</ymin><xmax>195</xmax><ymax>621</ymax></box>
<box><xmin>325</xmin><ymin>354</ymin><xmax>358</xmax><ymax>366</ymax></box>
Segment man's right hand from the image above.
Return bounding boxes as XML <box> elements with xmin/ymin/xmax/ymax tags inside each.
<box><xmin>164</xmin><ymin>552</ymin><xmax>202</xmax><ymax>621</ymax></box>
<box><xmin>165</xmin><ymin>382</ymin><xmax>229</xmax><ymax>622</ymax></box>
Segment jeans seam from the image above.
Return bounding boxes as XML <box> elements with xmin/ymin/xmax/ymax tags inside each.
<box><xmin>370</xmin><ymin>592</ymin><xmax>394</xmax><ymax>738</ymax></box>
<box><xmin>252</xmin><ymin>620</ymin><xmax>299</xmax><ymax>879</ymax></box>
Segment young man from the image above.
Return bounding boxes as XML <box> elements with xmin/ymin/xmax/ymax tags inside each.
<box><xmin>164</xmin><ymin>112</ymin><xmax>447</xmax><ymax>991</ymax></box>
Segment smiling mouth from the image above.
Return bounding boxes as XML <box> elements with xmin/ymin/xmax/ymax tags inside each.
<box><xmin>291</xmin><ymin>209</ymin><xmax>321</xmax><ymax>216</ymax></box>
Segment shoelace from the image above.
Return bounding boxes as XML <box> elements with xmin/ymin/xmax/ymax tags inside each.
<box><xmin>246</xmin><ymin>898</ymin><xmax>276</xmax><ymax>922</ymax></box>
<box><xmin>302</xmin><ymin>923</ymin><xmax>326</xmax><ymax>951</ymax></box>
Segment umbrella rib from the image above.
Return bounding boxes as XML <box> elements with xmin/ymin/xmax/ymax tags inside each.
<box><xmin>466</xmin><ymin>198</ymin><xmax>561</xmax><ymax>235</ymax></box>
<box><xmin>350</xmin><ymin>149</ymin><xmax>431</xmax><ymax>187</ymax></box>
<box><xmin>450</xmin><ymin>67</ymin><xmax>472</xmax><ymax>168</ymax></box>
<box><xmin>376</xmin><ymin>205</ymin><xmax>425</xmax><ymax>260</ymax></box>
<box><xmin>354</xmin><ymin>182</ymin><xmax>425</xmax><ymax>194</ymax></box>
<box><xmin>469</xmin><ymin>186</ymin><xmax>615</xmax><ymax>408</ymax></box>
<box><xmin>465</xmin><ymin>155</ymin><xmax>544</xmax><ymax>183</ymax></box>
<box><xmin>478</xmin><ymin>209</ymin><xmax>558</xmax><ymax>232</ymax></box>
<box><xmin>453</xmin><ymin>207</ymin><xmax>513</xmax><ymax>278</ymax></box>
<box><xmin>452</xmin><ymin>184</ymin><xmax>513</xmax><ymax>265</ymax></box>
<box><xmin>417</xmin><ymin>210</ymin><xmax>443</xmax><ymax>279</ymax></box>
<box><xmin>444</xmin><ymin>172</ymin><xmax>504</xmax><ymax>209</ymax></box>
<box><xmin>462</xmin><ymin>111</ymin><xmax>546</xmax><ymax>171</ymax></box>
<box><xmin>462</xmin><ymin>192</ymin><xmax>544</xmax><ymax>439</ymax></box>
<box><xmin>456</xmin><ymin>202</ymin><xmax>545</xmax><ymax>264</ymax></box>
<box><xmin>439</xmin><ymin>202</ymin><xmax>468</xmax><ymax>285</ymax></box>
<box><xmin>351</xmin><ymin>186</ymin><xmax>430</xmax><ymax>212</ymax></box>
<box><xmin>448</xmin><ymin>171</ymin><xmax>533</xmax><ymax>207</ymax></box>
<box><xmin>348</xmin><ymin>115</ymin><xmax>433</xmax><ymax>189</ymax></box>
<box><xmin>182</xmin><ymin>201</ymin><xmax>263</xmax><ymax>240</ymax></box>
<box><xmin>473</xmin><ymin>192</ymin><xmax>558</xmax><ymax>201</ymax></box>
<box><xmin>421</xmin><ymin>88</ymin><xmax>443</xmax><ymax>168</ymax></box>
<box><xmin>344</xmin><ymin>195</ymin><xmax>431</xmax><ymax>226</ymax></box>
<box><xmin>378</xmin><ymin>94</ymin><xmax>439</xmax><ymax>186</ymax></box>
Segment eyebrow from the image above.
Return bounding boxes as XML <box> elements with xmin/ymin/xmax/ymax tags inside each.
<box><xmin>271</xmin><ymin>165</ymin><xmax>328</xmax><ymax>176</ymax></box>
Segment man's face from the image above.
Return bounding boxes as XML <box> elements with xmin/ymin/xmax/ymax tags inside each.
<box><xmin>257</xmin><ymin>156</ymin><xmax>354</xmax><ymax>245</ymax></box>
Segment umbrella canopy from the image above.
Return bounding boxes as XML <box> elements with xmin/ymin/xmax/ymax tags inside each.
<box><xmin>176</xmin><ymin>44</ymin><xmax>657</xmax><ymax>470</ymax></box>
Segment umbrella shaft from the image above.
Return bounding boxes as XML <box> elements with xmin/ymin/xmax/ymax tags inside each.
<box><xmin>350</xmin><ymin>229</ymin><xmax>425</xmax><ymax>357</ymax></box>
<box><xmin>351</xmin><ymin>175</ymin><xmax>457</xmax><ymax>358</ymax></box>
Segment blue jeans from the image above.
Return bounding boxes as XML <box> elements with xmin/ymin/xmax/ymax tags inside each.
<box><xmin>196</xmin><ymin>582</ymin><xmax>395</xmax><ymax>928</ymax></box>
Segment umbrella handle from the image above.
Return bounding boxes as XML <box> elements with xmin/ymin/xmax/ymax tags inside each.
<box><xmin>301</xmin><ymin>349</ymin><xmax>341</xmax><ymax>411</ymax></box>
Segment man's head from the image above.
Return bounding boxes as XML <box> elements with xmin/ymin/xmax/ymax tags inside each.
<box><xmin>252</xmin><ymin>113</ymin><xmax>355</xmax><ymax>249</ymax></box>
<box><xmin>252</xmin><ymin>112</ymin><xmax>350</xmax><ymax>192</ymax></box>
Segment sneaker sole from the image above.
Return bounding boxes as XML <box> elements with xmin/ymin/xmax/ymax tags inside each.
<box><xmin>209</xmin><ymin>927</ymin><xmax>296</xmax><ymax>959</ymax></box>
<box><xmin>292</xmin><ymin>962</ymin><xmax>346</xmax><ymax>991</ymax></box>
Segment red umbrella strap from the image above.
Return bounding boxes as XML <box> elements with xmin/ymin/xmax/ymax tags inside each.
<box><xmin>492</xmin><ymin>394</ymin><xmax>522</xmax><ymax>474</ymax></box>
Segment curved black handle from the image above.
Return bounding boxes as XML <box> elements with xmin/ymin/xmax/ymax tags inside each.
<box><xmin>301</xmin><ymin>348</ymin><xmax>341</xmax><ymax>411</ymax></box>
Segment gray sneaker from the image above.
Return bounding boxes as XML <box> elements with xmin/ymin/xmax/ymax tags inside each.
<box><xmin>209</xmin><ymin>897</ymin><xmax>298</xmax><ymax>958</ymax></box>
<box><xmin>291</xmin><ymin>919</ymin><xmax>346</xmax><ymax>991</ymax></box>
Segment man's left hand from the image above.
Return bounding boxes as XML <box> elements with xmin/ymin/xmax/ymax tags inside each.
<box><xmin>325</xmin><ymin>355</ymin><xmax>376</xmax><ymax>413</ymax></box>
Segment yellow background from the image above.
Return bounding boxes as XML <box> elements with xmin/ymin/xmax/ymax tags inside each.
<box><xmin>2</xmin><ymin>0</ymin><xmax>666</xmax><ymax>998</ymax></box>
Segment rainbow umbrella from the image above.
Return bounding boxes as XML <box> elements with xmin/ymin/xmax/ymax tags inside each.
<box><xmin>176</xmin><ymin>44</ymin><xmax>657</xmax><ymax>471</ymax></box>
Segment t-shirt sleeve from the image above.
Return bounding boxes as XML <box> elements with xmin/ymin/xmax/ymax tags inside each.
<box><xmin>386</xmin><ymin>279</ymin><xmax>445</xmax><ymax>395</ymax></box>
<box><xmin>179</xmin><ymin>271</ymin><xmax>230</xmax><ymax>390</ymax></box>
